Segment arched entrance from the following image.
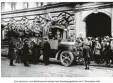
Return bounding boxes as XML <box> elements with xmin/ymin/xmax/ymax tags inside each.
<box><xmin>85</xmin><ymin>12</ymin><xmax>111</xmax><ymax>37</ymax></box>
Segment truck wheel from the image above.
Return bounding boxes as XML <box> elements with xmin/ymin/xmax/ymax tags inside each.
<box><xmin>60</xmin><ymin>51</ymin><xmax>74</xmax><ymax>67</ymax></box>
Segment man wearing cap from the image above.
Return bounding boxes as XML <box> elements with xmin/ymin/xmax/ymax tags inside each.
<box><xmin>43</xmin><ymin>37</ymin><xmax>51</xmax><ymax>65</ymax></box>
<box><xmin>83</xmin><ymin>38</ymin><xmax>91</xmax><ymax>70</ymax></box>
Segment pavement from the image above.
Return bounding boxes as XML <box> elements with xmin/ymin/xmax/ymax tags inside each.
<box><xmin>1</xmin><ymin>47</ymin><xmax>9</xmax><ymax>57</ymax></box>
<box><xmin>1</xmin><ymin>57</ymin><xmax>113</xmax><ymax>77</ymax></box>
<box><xmin>1</xmin><ymin>47</ymin><xmax>113</xmax><ymax>77</ymax></box>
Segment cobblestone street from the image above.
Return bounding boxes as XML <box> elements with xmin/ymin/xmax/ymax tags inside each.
<box><xmin>1</xmin><ymin>57</ymin><xmax>113</xmax><ymax>77</ymax></box>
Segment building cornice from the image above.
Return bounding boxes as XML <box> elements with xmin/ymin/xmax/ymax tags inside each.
<box><xmin>1</xmin><ymin>2</ymin><xmax>113</xmax><ymax>19</ymax></box>
<box><xmin>1</xmin><ymin>3</ymin><xmax>74</xmax><ymax>15</ymax></box>
<box><xmin>2</xmin><ymin>2</ymin><xmax>112</xmax><ymax>15</ymax></box>
<box><xmin>74</xmin><ymin>2</ymin><xmax>113</xmax><ymax>12</ymax></box>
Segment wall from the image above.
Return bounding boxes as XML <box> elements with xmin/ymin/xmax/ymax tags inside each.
<box><xmin>1</xmin><ymin>2</ymin><xmax>113</xmax><ymax>38</ymax></box>
<box><xmin>74</xmin><ymin>3</ymin><xmax>113</xmax><ymax>38</ymax></box>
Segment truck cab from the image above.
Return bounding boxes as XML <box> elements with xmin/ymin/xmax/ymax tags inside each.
<box><xmin>47</xmin><ymin>25</ymin><xmax>80</xmax><ymax>66</ymax></box>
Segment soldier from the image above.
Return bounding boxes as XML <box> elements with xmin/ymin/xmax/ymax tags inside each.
<box><xmin>104</xmin><ymin>40</ymin><xmax>111</xmax><ymax>66</ymax></box>
<box><xmin>9</xmin><ymin>37</ymin><xmax>16</xmax><ymax>66</ymax></box>
<box><xmin>101</xmin><ymin>39</ymin><xmax>106</xmax><ymax>63</ymax></box>
<box><xmin>31</xmin><ymin>39</ymin><xmax>41</xmax><ymax>64</ymax></box>
<box><xmin>43</xmin><ymin>37</ymin><xmax>51</xmax><ymax>65</ymax></box>
<box><xmin>83</xmin><ymin>39</ymin><xmax>91</xmax><ymax>70</ymax></box>
<box><xmin>23</xmin><ymin>39</ymin><xmax>30</xmax><ymax>67</ymax></box>
<box><xmin>91</xmin><ymin>38</ymin><xmax>96</xmax><ymax>61</ymax></box>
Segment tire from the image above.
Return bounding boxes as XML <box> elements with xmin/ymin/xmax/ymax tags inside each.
<box><xmin>60</xmin><ymin>51</ymin><xmax>74</xmax><ymax>67</ymax></box>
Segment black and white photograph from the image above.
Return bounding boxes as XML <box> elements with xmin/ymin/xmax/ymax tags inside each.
<box><xmin>1</xmin><ymin>2</ymin><xmax>113</xmax><ymax>78</ymax></box>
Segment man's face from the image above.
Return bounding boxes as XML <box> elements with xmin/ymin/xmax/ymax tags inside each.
<box><xmin>25</xmin><ymin>40</ymin><xmax>28</xmax><ymax>43</ymax></box>
<box><xmin>45</xmin><ymin>39</ymin><xmax>47</xmax><ymax>42</ymax></box>
<box><xmin>95</xmin><ymin>40</ymin><xmax>98</xmax><ymax>43</ymax></box>
<box><xmin>107</xmin><ymin>42</ymin><xmax>110</xmax><ymax>45</ymax></box>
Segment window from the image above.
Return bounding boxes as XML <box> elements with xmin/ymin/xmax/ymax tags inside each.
<box><xmin>23</xmin><ymin>2</ymin><xmax>28</xmax><ymax>9</ymax></box>
<box><xmin>11</xmin><ymin>2</ymin><xmax>16</xmax><ymax>11</ymax></box>
<box><xmin>1</xmin><ymin>2</ymin><xmax>5</xmax><ymax>12</ymax></box>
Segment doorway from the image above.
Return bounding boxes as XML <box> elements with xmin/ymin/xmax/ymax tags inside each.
<box><xmin>85</xmin><ymin>12</ymin><xmax>111</xmax><ymax>37</ymax></box>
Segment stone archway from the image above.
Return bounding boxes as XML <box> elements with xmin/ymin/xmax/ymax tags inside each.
<box><xmin>84</xmin><ymin>12</ymin><xmax>111</xmax><ymax>37</ymax></box>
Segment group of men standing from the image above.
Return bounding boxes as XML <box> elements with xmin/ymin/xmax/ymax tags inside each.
<box><xmin>8</xmin><ymin>36</ymin><xmax>113</xmax><ymax>70</ymax></box>
<box><xmin>81</xmin><ymin>36</ymin><xmax>113</xmax><ymax>70</ymax></box>
<box><xmin>8</xmin><ymin>37</ymin><xmax>51</xmax><ymax>67</ymax></box>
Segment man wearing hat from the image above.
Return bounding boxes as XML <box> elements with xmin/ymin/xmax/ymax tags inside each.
<box><xmin>31</xmin><ymin>39</ymin><xmax>41</xmax><ymax>64</ymax></box>
<box><xmin>9</xmin><ymin>37</ymin><xmax>16</xmax><ymax>66</ymax></box>
<box><xmin>104</xmin><ymin>39</ymin><xmax>111</xmax><ymax>66</ymax></box>
<box><xmin>83</xmin><ymin>38</ymin><xmax>91</xmax><ymax>70</ymax></box>
<box><xmin>93</xmin><ymin>38</ymin><xmax>101</xmax><ymax>64</ymax></box>
<box><xmin>23</xmin><ymin>38</ymin><xmax>30</xmax><ymax>67</ymax></box>
<box><xmin>101</xmin><ymin>38</ymin><xmax>107</xmax><ymax>63</ymax></box>
<box><xmin>43</xmin><ymin>37</ymin><xmax>51</xmax><ymax>65</ymax></box>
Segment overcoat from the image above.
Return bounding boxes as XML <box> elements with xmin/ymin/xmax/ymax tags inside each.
<box><xmin>43</xmin><ymin>41</ymin><xmax>51</xmax><ymax>61</ymax></box>
<box><xmin>104</xmin><ymin>43</ymin><xmax>111</xmax><ymax>60</ymax></box>
<box><xmin>32</xmin><ymin>43</ymin><xmax>41</xmax><ymax>59</ymax></box>
<box><xmin>83</xmin><ymin>45</ymin><xmax>91</xmax><ymax>61</ymax></box>
<box><xmin>93</xmin><ymin>42</ymin><xmax>101</xmax><ymax>55</ymax></box>
<box><xmin>23</xmin><ymin>43</ymin><xmax>30</xmax><ymax>61</ymax></box>
<box><xmin>9</xmin><ymin>40</ymin><xmax>15</xmax><ymax>59</ymax></box>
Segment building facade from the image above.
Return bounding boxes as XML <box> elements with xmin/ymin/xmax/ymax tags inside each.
<box><xmin>1</xmin><ymin>2</ymin><xmax>113</xmax><ymax>40</ymax></box>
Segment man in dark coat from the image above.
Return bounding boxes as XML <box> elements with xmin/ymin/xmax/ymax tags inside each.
<box><xmin>83</xmin><ymin>40</ymin><xmax>91</xmax><ymax>70</ymax></box>
<box><xmin>91</xmin><ymin>38</ymin><xmax>96</xmax><ymax>60</ymax></box>
<box><xmin>43</xmin><ymin>38</ymin><xmax>51</xmax><ymax>65</ymax></box>
<box><xmin>104</xmin><ymin>40</ymin><xmax>111</xmax><ymax>66</ymax></box>
<box><xmin>31</xmin><ymin>40</ymin><xmax>41</xmax><ymax>64</ymax></box>
<box><xmin>9</xmin><ymin>37</ymin><xmax>16</xmax><ymax>66</ymax></box>
<box><xmin>23</xmin><ymin>39</ymin><xmax>30</xmax><ymax>67</ymax></box>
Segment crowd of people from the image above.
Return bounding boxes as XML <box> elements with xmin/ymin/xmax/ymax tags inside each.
<box><xmin>8</xmin><ymin>37</ymin><xmax>51</xmax><ymax>67</ymax></box>
<box><xmin>8</xmin><ymin>36</ymin><xmax>113</xmax><ymax>69</ymax></box>
<box><xmin>78</xmin><ymin>36</ymin><xmax>113</xmax><ymax>69</ymax></box>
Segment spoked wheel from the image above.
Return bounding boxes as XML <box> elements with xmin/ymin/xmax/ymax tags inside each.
<box><xmin>60</xmin><ymin>51</ymin><xmax>74</xmax><ymax>67</ymax></box>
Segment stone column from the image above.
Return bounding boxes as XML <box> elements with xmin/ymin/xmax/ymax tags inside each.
<box><xmin>75</xmin><ymin>10</ymin><xmax>86</xmax><ymax>38</ymax></box>
<box><xmin>75</xmin><ymin>12</ymin><xmax>81</xmax><ymax>38</ymax></box>
<box><xmin>79</xmin><ymin>11</ymin><xmax>86</xmax><ymax>38</ymax></box>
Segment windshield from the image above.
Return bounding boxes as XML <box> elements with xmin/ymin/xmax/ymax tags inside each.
<box><xmin>62</xmin><ymin>29</ymin><xmax>75</xmax><ymax>42</ymax></box>
<box><xmin>48</xmin><ymin>27</ymin><xmax>63</xmax><ymax>40</ymax></box>
<box><xmin>48</xmin><ymin>27</ymin><xmax>75</xmax><ymax>42</ymax></box>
